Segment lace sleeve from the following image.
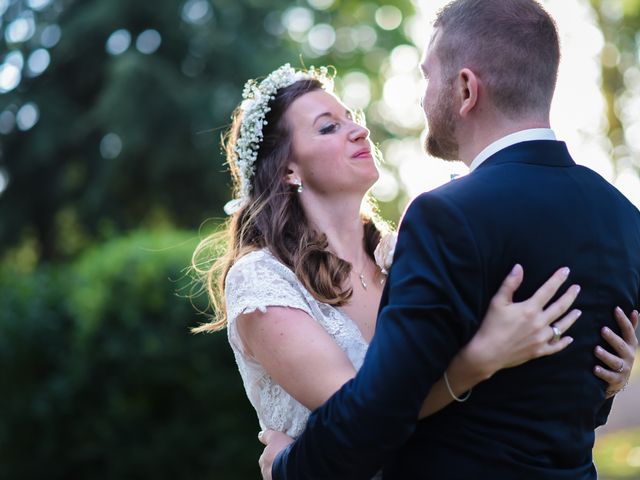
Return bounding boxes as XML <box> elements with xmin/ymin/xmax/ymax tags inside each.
<box><xmin>225</xmin><ymin>250</ymin><xmax>315</xmax><ymax>355</ymax></box>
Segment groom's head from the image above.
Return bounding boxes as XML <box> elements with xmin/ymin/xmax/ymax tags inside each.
<box><xmin>421</xmin><ymin>0</ymin><xmax>560</xmax><ymax>160</ymax></box>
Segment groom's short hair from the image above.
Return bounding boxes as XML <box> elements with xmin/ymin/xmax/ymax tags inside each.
<box><xmin>434</xmin><ymin>0</ymin><xmax>560</xmax><ymax>118</ymax></box>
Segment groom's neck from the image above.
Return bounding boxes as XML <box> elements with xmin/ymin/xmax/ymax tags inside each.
<box><xmin>458</xmin><ymin>115</ymin><xmax>551</xmax><ymax>167</ymax></box>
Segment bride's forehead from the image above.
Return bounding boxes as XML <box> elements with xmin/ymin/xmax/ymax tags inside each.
<box><xmin>289</xmin><ymin>90</ymin><xmax>344</xmax><ymax>115</ymax></box>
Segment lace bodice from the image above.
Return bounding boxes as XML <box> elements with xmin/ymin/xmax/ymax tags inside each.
<box><xmin>225</xmin><ymin>249</ymin><xmax>370</xmax><ymax>438</ymax></box>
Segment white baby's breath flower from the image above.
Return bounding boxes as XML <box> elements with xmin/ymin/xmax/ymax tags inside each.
<box><xmin>374</xmin><ymin>232</ymin><xmax>397</xmax><ymax>275</ymax></box>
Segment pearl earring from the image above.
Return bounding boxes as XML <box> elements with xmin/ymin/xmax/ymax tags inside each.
<box><xmin>294</xmin><ymin>179</ymin><xmax>303</xmax><ymax>193</ymax></box>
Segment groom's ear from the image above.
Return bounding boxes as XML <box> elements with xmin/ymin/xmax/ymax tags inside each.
<box><xmin>458</xmin><ymin>68</ymin><xmax>479</xmax><ymax>117</ymax></box>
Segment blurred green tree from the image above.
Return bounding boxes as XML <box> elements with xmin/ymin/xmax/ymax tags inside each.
<box><xmin>590</xmin><ymin>0</ymin><xmax>640</xmax><ymax>176</ymax></box>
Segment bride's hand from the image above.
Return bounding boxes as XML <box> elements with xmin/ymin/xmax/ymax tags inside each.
<box><xmin>594</xmin><ymin>307</ymin><xmax>638</xmax><ymax>398</ymax></box>
<box><xmin>258</xmin><ymin>430</ymin><xmax>294</xmax><ymax>480</ymax></box>
<box><xmin>467</xmin><ymin>264</ymin><xmax>581</xmax><ymax>377</ymax></box>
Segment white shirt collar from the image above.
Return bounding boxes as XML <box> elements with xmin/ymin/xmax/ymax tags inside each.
<box><xmin>468</xmin><ymin>128</ymin><xmax>557</xmax><ymax>172</ymax></box>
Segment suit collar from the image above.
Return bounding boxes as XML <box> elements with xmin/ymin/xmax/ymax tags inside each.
<box><xmin>469</xmin><ymin>128</ymin><xmax>557</xmax><ymax>171</ymax></box>
<box><xmin>473</xmin><ymin>140</ymin><xmax>575</xmax><ymax>171</ymax></box>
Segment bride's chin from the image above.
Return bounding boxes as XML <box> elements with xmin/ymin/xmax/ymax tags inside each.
<box><xmin>366</xmin><ymin>170</ymin><xmax>381</xmax><ymax>188</ymax></box>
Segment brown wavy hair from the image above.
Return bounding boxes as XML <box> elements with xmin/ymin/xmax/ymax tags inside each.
<box><xmin>191</xmin><ymin>78</ymin><xmax>388</xmax><ymax>332</ymax></box>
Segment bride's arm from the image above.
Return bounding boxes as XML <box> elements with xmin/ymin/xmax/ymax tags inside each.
<box><xmin>418</xmin><ymin>265</ymin><xmax>637</xmax><ymax>418</ymax></box>
<box><xmin>235</xmin><ymin>265</ymin><xmax>577</xmax><ymax>418</ymax></box>
<box><xmin>236</xmin><ymin>306</ymin><xmax>357</xmax><ymax>411</ymax></box>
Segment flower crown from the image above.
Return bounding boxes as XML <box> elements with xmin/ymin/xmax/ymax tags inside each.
<box><xmin>224</xmin><ymin>63</ymin><xmax>334</xmax><ymax>215</ymax></box>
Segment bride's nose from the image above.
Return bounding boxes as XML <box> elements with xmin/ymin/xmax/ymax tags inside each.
<box><xmin>348</xmin><ymin>122</ymin><xmax>370</xmax><ymax>142</ymax></box>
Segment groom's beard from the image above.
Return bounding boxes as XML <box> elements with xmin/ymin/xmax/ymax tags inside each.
<box><xmin>424</xmin><ymin>85</ymin><xmax>459</xmax><ymax>161</ymax></box>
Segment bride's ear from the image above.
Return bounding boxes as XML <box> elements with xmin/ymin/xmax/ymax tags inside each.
<box><xmin>284</xmin><ymin>165</ymin><xmax>301</xmax><ymax>187</ymax></box>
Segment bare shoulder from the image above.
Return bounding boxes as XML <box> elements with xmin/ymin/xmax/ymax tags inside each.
<box><xmin>236</xmin><ymin>305</ymin><xmax>320</xmax><ymax>355</ymax></box>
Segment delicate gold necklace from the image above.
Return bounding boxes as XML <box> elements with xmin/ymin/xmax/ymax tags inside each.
<box><xmin>352</xmin><ymin>252</ymin><xmax>369</xmax><ymax>290</ymax></box>
<box><xmin>358</xmin><ymin>271</ymin><xmax>367</xmax><ymax>290</ymax></box>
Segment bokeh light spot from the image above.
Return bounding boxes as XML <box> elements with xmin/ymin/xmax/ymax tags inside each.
<box><xmin>342</xmin><ymin>71</ymin><xmax>371</xmax><ymax>110</ymax></box>
<box><xmin>0</xmin><ymin>63</ymin><xmax>21</xmax><ymax>93</ymax></box>
<box><xmin>40</xmin><ymin>24</ymin><xmax>62</xmax><ymax>48</ymax></box>
<box><xmin>27</xmin><ymin>0</ymin><xmax>53</xmax><ymax>10</ymax></box>
<box><xmin>354</xmin><ymin>25</ymin><xmax>377</xmax><ymax>50</ymax></box>
<box><xmin>600</xmin><ymin>0</ymin><xmax>623</xmax><ymax>22</ymax></box>
<box><xmin>308</xmin><ymin>23</ymin><xmax>336</xmax><ymax>53</ymax></box>
<box><xmin>0</xmin><ymin>110</ymin><xmax>16</xmax><ymax>134</ymax></box>
<box><xmin>16</xmin><ymin>102</ymin><xmax>39</xmax><ymax>131</ymax></box>
<box><xmin>334</xmin><ymin>27</ymin><xmax>357</xmax><ymax>54</ymax></box>
<box><xmin>100</xmin><ymin>133</ymin><xmax>123</xmax><ymax>159</ymax></box>
<box><xmin>307</xmin><ymin>0</ymin><xmax>334</xmax><ymax>10</ymax></box>
<box><xmin>136</xmin><ymin>29</ymin><xmax>162</xmax><ymax>55</ymax></box>
<box><xmin>181</xmin><ymin>0</ymin><xmax>213</xmax><ymax>25</ymax></box>
<box><xmin>624</xmin><ymin>120</ymin><xmax>640</xmax><ymax>152</ymax></box>
<box><xmin>106</xmin><ymin>29</ymin><xmax>131</xmax><ymax>55</ymax></box>
<box><xmin>384</xmin><ymin>74</ymin><xmax>419</xmax><ymax>109</ymax></box>
<box><xmin>375</xmin><ymin>6</ymin><xmax>402</xmax><ymax>31</ymax></box>
<box><xmin>390</xmin><ymin>44</ymin><xmax>419</xmax><ymax>73</ymax></box>
<box><xmin>27</xmin><ymin>49</ymin><xmax>51</xmax><ymax>76</ymax></box>
<box><xmin>372</xmin><ymin>167</ymin><xmax>399</xmax><ymax>202</ymax></box>
<box><xmin>602</xmin><ymin>42</ymin><xmax>620</xmax><ymax>68</ymax></box>
<box><xmin>6</xmin><ymin>50</ymin><xmax>24</xmax><ymax>70</ymax></box>
<box><xmin>282</xmin><ymin>7</ymin><xmax>314</xmax><ymax>34</ymax></box>
<box><xmin>5</xmin><ymin>13</ymin><xmax>36</xmax><ymax>44</ymax></box>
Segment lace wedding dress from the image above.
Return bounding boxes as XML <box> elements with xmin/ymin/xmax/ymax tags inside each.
<box><xmin>225</xmin><ymin>248</ymin><xmax>370</xmax><ymax>438</ymax></box>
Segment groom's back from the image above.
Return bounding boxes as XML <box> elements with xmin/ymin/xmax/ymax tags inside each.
<box><xmin>385</xmin><ymin>141</ymin><xmax>640</xmax><ymax>479</ymax></box>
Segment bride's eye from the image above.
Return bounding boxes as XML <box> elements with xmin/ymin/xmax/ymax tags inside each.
<box><xmin>319</xmin><ymin>122</ymin><xmax>339</xmax><ymax>135</ymax></box>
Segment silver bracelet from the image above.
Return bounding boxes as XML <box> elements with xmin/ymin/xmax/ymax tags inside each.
<box><xmin>444</xmin><ymin>371</ymin><xmax>472</xmax><ymax>402</ymax></box>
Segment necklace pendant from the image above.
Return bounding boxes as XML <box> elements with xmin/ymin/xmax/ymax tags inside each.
<box><xmin>359</xmin><ymin>273</ymin><xmax>367</xmax><ymax>290</ymax></box>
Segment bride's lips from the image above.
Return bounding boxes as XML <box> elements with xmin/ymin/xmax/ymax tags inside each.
<box><xmin>351</xmin><ymin>148</ymin><xmax>372</xmax><ymax>159</ymax></box>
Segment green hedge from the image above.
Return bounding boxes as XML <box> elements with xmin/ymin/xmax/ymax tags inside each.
<box><xmin>0</xmin><ymin>230</ymin><xmax>261</xmax><ymax>479</ymax></box>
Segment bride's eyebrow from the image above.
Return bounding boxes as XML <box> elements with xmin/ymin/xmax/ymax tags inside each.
<box><xmin>312</xmin><ymin>109</ymin><xmax>352</xmax><ymax>126</ymax></box>
<box><xmin>312</xmin><ymin>112</ymin><xmax>333</xmax><ymax>126</ymax></box>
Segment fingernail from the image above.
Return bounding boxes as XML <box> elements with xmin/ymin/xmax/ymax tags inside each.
<box><xmin>510</xmin><ymin>264</ymin><xmax>521</xmax><ymax>276</ymax></box>
<box><xmin>594</xmin><ymin>366</ymin><xmax>601</xmax><ymax>373</ymax></box>
<box><xmin>602</xmin><ymin>327</ymin><xmax>611</xmax><ymax>335</ymax></box>
<box><xmin>567</xmin><ymin>337</ymin><xmax>574</xmax><ymax>344</ymax></box>
<box><xmin>574</xmin><ymin>285</ymin><xmax>581</xmax><ymax>294</ymax></box>
<box><xmin>595</xmin><ymin>346</ymin><xmax>602</xmax><ymax>353</ymax></box>
<box><xmin>258</xmin><ymin>430</ymin><xmax>264</xmax><ymax>441</ymax></box>
<box><xmin>561</xmin><ymin>267</ymin><xmax>570</xmax><ymax>277</ymax></box>
<box><xmin>615</xmin><ymin>306</ymin><xmax>622</xmax><ymax>314</ymax></box>
<box><xmin>575</xmin><ymin>310</ymin><xmax>582</xmax><ymax>317</ymax></box>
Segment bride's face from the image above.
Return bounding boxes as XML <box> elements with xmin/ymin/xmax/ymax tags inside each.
<box><xmin>284</xmin><ymin>90</ymin><xmax>379</xmax><ymax>196</ymax></box>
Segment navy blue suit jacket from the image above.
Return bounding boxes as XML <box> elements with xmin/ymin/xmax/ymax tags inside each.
<box><xmin>273</xmin><ymin>141</ymin><xmax>640</xmax><ymax>479</ymax></box>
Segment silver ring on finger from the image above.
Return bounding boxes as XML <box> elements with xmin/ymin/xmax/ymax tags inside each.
<box><xmin>551</xmin><ymin>325</ymin><xmax>562</xmax><ymax>343</ymax></box>
<box><xmin>616</xmin><ymin>362</ymin><xmax>624</xmax><ymax>373</ymax></box>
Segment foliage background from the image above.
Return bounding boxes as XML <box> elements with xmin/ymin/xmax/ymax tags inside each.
<box><xmin>0</xmin><ymin>0</ymin><xmax>639</xmax><ymax>478</ymax></box>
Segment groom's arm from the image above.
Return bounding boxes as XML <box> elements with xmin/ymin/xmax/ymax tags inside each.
<box><xmin>272</xmin><ymin>191</ymin><xmax>486</xmax><ymax>479</ymax></box>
